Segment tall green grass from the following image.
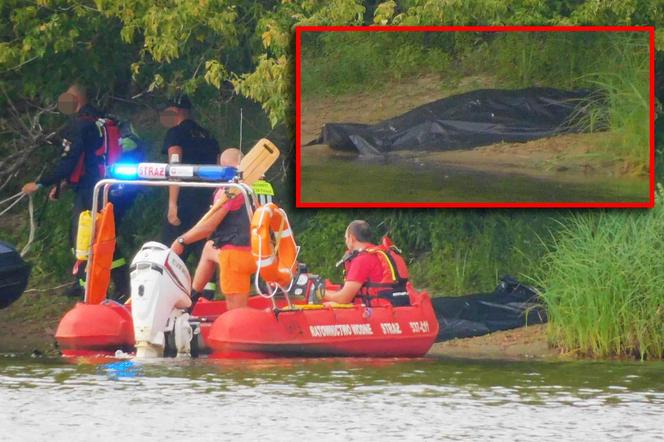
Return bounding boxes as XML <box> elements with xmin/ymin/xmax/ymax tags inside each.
<box><xmin>462</xmin><ymin>32</ymin><xmax>649</xmax><ymax>166</ymax></box>
<box><xmin>564</xmin><ymin>36</ymin><xmax>649</xmax><ymax>165</ymax></box>
<box><xmin>300</xmin><ymin>32</ymin><xmax>451</xmax><ymax>98</ymax></box>
<box><xmin>535</xmin><ymin>188</ymin><xmax>664</xmax><ymax>359</ymax></box>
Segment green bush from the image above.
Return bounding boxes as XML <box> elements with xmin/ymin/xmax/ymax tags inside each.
<box><xmin>536</xmin><ymin>189</ymin><xmax>664</xmax><ymax>359</ymax></box>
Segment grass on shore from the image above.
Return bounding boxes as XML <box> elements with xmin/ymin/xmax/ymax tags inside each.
<box><xmin>536</xmin><ymin>187</ymin><xmax>664</xmax><ymax>360</ymax></box>
<box><xmin>292</xmin><ymin>208</ymin><xmax>559</xmax><ymax>295</ymax></box>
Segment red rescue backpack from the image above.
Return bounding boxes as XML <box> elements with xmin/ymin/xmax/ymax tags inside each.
<box><xmin>69</xmin><ymin>118</ymin><xmax>122</xmax><ymax>185</ymax></box>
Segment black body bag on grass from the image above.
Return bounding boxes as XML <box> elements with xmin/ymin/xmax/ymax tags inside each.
<box><xmin>432</xmin><ymin>275</ymin><xmax>547</xmax><ymax>342</ymax></box>
<box><xmin>307</xmin><ymin>87</ymin><xmax>600</xmax><ymax>155</ymax></box>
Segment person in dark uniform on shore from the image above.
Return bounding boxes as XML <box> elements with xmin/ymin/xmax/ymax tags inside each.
<box><xmin>159</xmin><ymin>95</ymin><xmax>220</xmax><ymax>262</ymax></box>
<box><xmin>22</xmin><ymin>83</ymin><xmax>129</xmax><ymax>298</ymax></box>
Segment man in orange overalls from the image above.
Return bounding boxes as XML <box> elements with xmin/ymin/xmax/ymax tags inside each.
<box><xmin>170</xmin><ymin>148</ymin><xmax>256</xmax><ymax>310</ymax></box>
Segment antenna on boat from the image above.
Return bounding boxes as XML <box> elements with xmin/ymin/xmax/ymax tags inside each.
<box><xmin>239</xmin><ymin>107</ymin><xmax>243</xmax><ymax>153</ymax></box>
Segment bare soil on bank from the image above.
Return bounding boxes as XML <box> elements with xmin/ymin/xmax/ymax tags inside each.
<box><xmin>428</xmin><ymin>324</ymin><xmax>558</xmax><ymax>361</ymax></box>
<box><xmin>0</xmin><ymin>288</ymin><xmax>76</xmax><ymax>355</ymax></box>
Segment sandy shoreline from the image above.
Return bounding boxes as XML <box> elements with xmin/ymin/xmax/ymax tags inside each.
<box><xmin>428</xmin><ymin>324</ymin><xmax>556</xmax><ymax>360</ymax></box>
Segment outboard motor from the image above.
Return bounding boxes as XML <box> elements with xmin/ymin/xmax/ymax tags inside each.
<box><xmin>130</xmin><ymin>242</ymin><xmax>193</xmax><ymax>358</ymax></box>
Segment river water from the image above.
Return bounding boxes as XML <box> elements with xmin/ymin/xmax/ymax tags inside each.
<box><xmin>1</xmin><ymin>354</ymin><xmax>662</xmax><ymax>441</ymax></box>
<box><xmin>299</xmin><ymin>153</ymin><xmax>649</xmax><ymax>203</ymax></box>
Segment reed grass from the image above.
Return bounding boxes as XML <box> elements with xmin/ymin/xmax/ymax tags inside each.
<box><xmin>566</xmin><ymin>35</ymin><xmax>650</xmax><ymax>165</ymax></box>
<box><xmin>535</xmin><ymin>187</ymin><xmax>664</xmax><ymax>359</ymax></box>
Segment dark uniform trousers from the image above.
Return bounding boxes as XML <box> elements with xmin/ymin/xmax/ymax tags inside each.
<box><xmin>160</xmin><ymin>192</ymin><xmax>211</xmax><ymax>264</ymax></box>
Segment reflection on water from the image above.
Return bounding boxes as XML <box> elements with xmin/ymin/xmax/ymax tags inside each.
<box><xmin>1</xmin><ymin>354</ymin><xmax>662</xmax><ymax>441</ymax></box>
<box><xmin>300</xmin><ymin>152</ymin><xmax>649</xmax><ymax>203</ymax></box>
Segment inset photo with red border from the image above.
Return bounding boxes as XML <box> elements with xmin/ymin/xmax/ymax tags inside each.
<box><xmin>295</xmin><ymin>26</ymin><xmax>655</xmax><ymax>208</ymax></box>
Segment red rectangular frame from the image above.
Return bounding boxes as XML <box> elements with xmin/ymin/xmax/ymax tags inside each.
<box><xmin>295</xmin><ymin>26</ymin><xmax>656</xmax><ymax>209</ymax></box>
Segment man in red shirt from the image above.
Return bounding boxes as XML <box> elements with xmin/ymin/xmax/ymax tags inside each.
<box><xmin>322</xmin><ymin>220</ymin><xmax>386</xmax><ymax>305</ymax></box>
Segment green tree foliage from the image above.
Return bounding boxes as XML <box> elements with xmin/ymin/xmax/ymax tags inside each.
<box><xmin>0</xmin><ymin>0</ymin><xmax>662</xmax><ymax>301</ymax></box>
<box><xmin>1</xmin><ymin>0</ymin><xmax>662</xmax><ymax>127</ymax></box>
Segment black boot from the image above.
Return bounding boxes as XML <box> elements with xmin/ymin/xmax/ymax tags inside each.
<box><xmin>188</xmin><ymin>290</ymin><xmax>203</xmax><ymax>313</ymax></box>
<box><xmin>109</xmin><ymin>260</ymin><xmax>130</xmax><ymax>302</ymax></box>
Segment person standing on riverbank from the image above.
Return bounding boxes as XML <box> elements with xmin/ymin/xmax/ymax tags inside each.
<box><xmin>159</xmin><ymin>95</ymin><xmax>220</xmax><ymax>262</ymax></box>
<box><xmin>21</xmin><ymin>83</ymin><xmax>129</xmax><ymax>298</ymax></box>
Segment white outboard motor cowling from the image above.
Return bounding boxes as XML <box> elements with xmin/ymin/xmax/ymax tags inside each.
<box><xmin>130</xmin><ymin>242</ymin><xmax>192</xmax><ymax>358</ymax></box>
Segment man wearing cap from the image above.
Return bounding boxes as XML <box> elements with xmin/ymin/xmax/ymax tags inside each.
<box><xmin>159</xmin><ymin>95</ymin><xmax>220</xmax><ymax>261</ymax></box>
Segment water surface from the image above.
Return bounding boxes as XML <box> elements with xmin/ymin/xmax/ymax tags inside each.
<box><xmin>300</xmin><ymin>153</ymin><xmax>649</xmax><ymax>203</ymax></box>
<box><xmin>1</xmin><ymin>354</ymin><xmax>662</xmax><ymax>441</ymax></box>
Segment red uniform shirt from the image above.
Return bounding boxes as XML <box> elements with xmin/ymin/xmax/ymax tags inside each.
<box><xmin>213</xmin><ymin>188</ymin><xmax>245</xmax><ymax>210</ymax></box>
<box><xmin>345</xmin><ymin>246</ymin><xmax>384</xmax><ymax>286</ymax></box>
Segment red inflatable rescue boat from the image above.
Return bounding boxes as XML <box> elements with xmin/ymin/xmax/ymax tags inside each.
<box><xmin>55</xmin><ymin>285</ymin><xmax>438</xmax><ymax>358</ymax></box>
<box><xmin>54</xmin><ymin>154</ymin><xmax>439</xmax><ymax>358</ymax></box>
<box><xmin>206</xmin><ymin>285</ymin><xmax>438</xmax><ymax>358</ymax></box>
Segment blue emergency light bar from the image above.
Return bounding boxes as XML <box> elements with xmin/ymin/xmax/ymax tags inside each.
<box><xmin>111</xmin><ymin>163</ymin><xmax>140</xmax><ymax>180</ymax></box>
<box><xmin>195</xmin><ymin>165</ymin><xmax>238</xmax><ymax>181</ymax></box>
<box><xmin>109</xmin><ymin>163</ymin><xmax>238</xmax><ymax>182</ymax></box>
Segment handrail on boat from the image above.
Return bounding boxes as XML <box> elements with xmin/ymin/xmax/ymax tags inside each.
<box><xmin>84</xmin><ymin>178</ymin><xmax>270</xmax><ymax>306</ymax></box>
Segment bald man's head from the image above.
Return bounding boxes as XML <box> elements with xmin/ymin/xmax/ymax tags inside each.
<box><xmin>58</xmin><ymin>83</ymin><xmax>88</xmax><ymax>115</ymax></box>
<box><xmin>66</xmin><ymin>84</ymin><xmax>88</xmax><ymax>102</ymax></box>
<box><xmin>220</xmin><ymin>148</ymin><xmax>243</xmax><ymax>167</ymax></box>
<box><xmin>346</xmin><ymin>220</ymin><xmax>372</xmax><ymax>243</ymax></box>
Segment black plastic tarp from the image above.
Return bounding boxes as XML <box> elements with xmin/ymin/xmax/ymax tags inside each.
<box><xmin>0</xmin><ymin>241</ymin><xmax>30</xmax><ymax>309</ymax></box>
<box><xmin>432</xmin><ymin>275</ymin><xmax>547</xmax><ymax>342</ymax></box>
<box><xmin>307</xmin><ymin>87</ymin><xmax>597</xmax><ymax>155</ymax></box>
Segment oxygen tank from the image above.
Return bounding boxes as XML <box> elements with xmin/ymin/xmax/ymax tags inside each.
<box><xmin>75</xmin><ymin>210</ymin><xmax>93</xmax><ymax>261</ymax></box>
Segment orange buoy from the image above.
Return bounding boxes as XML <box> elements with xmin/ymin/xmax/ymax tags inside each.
<box><xmin>250</xmin><ymin>202</ymin><xmax>297</xmax><ymax>287</ymax></box>
<box><xmin>87</xmin><ymin>203</ymin><xmax>116</xmax><ymax>304</ymax></box>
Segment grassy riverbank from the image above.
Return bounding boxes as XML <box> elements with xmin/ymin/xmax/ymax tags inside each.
<box><xmin>301</xmin><ymin>71</ymin><xmax>650</xmax><ymax>194</ymax></box>
<box><xmin>536</xmin><ymin>190</ymin><xmax>664</xmax><ymax>360</ymax></box>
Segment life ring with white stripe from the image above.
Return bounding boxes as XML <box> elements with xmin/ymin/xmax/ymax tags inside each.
<box><xmin>250</xmin><ymin>202</ymin><xmax>298</xmax><ymax>287</ymax></box>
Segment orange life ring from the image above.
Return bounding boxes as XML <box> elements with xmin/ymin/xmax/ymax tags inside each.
<box><xmin>250</xmin><ymin>202</ymin><xmax>298</xmax><ymax>287</ymax></box>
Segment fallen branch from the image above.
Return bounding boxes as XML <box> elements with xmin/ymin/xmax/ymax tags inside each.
<box><xmin>23</xmin><ymin>281</ymin><xmax>76</xmax><ymax>294</ymax></box>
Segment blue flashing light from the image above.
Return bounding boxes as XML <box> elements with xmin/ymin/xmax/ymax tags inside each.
<box><xmin>197</xmin><ymin>166</ymin><xmax>238</xmax><ymax>181</ymax></box>
<box><xmin>110</xmin><ymin>163</ymin><xmax>139</xmax><ymax>180</ymax></box>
